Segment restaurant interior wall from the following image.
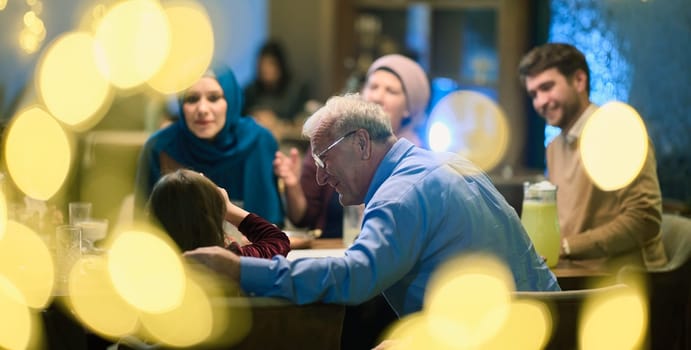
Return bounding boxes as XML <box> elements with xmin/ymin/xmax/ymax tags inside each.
<box><xmin>0</xmin><ymin>0</ymin><xmax>268</xmax><ymax>218</ymax></box>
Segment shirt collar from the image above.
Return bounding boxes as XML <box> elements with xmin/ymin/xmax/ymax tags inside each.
<box><xmin>564</xmin><ymin>103</ymin><xmax>598</xmax><ymax>144</ymax></box>
<box><xmin>364</xmin><ymin>138</ymin><xmax>415</xmax><ymax>204</ymax></box>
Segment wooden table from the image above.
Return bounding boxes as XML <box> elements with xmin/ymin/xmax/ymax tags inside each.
<box><xmin>295</xmin><ymin>238</ymin><xmax>613</xmax><ymax>289</ymax></box>
<box><xmin>551</xmin><ymin>258</ymin><xmax>614</xmax><ymax>290</ymax></box>
<box><xmin>309</xmin><ymin>238</ymin><xmax>344</xmax><ymax>249</ymax></box>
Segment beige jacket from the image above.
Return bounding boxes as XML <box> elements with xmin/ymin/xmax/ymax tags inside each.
<box><xmin>547</xmin><ymin>104</ymin><xmax>668</xmax><ymax>269</ymax></box>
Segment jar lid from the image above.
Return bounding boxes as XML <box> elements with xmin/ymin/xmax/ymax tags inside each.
<box><xmin>524</xmin><ymin>180</ymin><xmax>557</xmax><ymax>200</ymax></box>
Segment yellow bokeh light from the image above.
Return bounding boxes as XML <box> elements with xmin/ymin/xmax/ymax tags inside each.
<box><xmin>4</xmin><ymin>106</ymin><xmax>71</xmax><ymax>200</ymax></box>
<box><xmin>68</xmin><ymin>256</ymin><xmax>139</xmax><ymax>338</ymax></box>
<box><xmin>30</xmin><ymin>1</ymin><xmax>42</xmax><ymax>15</ymax></box>
<box><xmin>579</xmin><ymin>286</ymin><xmax>647</xmax><ymax>349</ymax></box>
<box><xmin>182</xmin><ymin>267</ymin><xmax>253</xmax><ymax>348</ymax></box>
<box><xmin>0</xmin><ymin>276</ymin><xmax>33</xmax><ymax>350</ymax></box>
<box><xmin>108</xmin><ymin>230</ymin><xmax>186</xmax><ymax>313</ymax></box>
<box><xmin>22</xmin><ymin>11</ymin><xmax>46</xmax><ymax>46</ymax></box>
<box><xmin>426</xmin><ymin>274</ymin><xmax>511</xmax><ymax>348</ymax></box>
<box><xmin>425</xmin><ymin>254</ymin><xmax>516</xmax><ymax>305</ymax></box>
<box><xmin>0</xmin><ymin>220</ymin><xmax>54</xmax><ymax>308</ymax></box>
<box><xmin>580</xmin><ymin>101</ymin><xmax>649</xmax><ymax>191</ymax></box>
<box><xmin>139</xmin><ymin>278</ymin><xmax>214</xmax><ymax>347</ymax></box>
<box><xmin>92</xmin><ymin>4</ymin><xmax>107</xmax><ymax>20</ymax></box>
<box><xmin>19</xmin><ymin>27</ymin><xmax>43</xmax><ymax>54</ymax></box>
<box><xmin>27</xmin><ymin>18</ymin><xmax>45</xmax><ymax>38</ymax></box>
<box><xmin>424</xmin><ymin>254</ymin><xmax>514</xmax><ymax>348</ymax></box>
<box><xmin>0</xmin><ymin>191</ymin><xmax>7</xmax><ymax>241</ymax></box>
<box><xmin>0</xmin><ymin>0</ymin><xmax>8</xmax><ymax>11</ymax></box>
<box><xmin>383</xmin><ymin>295</ymin><xmax>551</xmax><ymax>350</ymax></box>
<box><xmin>427</xmin><ymin>90</ymin><xmax>510</xmax><ymax>172</ymax></box>
<box><xmin>37</xmin><ymin>31</ymin><xmax>113</xmax><ymax>130</ymax></box>
<box><xmin>147</xmin><ymin>0</ymin><xmax>214</xmax><ymax>94</ymax></box>
<box><xmin>482</xmin><ymin>299</ymin><xmax>552</xmax><ymax>350</ymax></box>
<box><xmin>380</xmin><ymin>312</ymin><xmax>434</xmax><ymax>350</ymax></box>
<box><xmin>93</xmin><ymin>0</ymin><xmax>171</xmax><ymax>89</ymax></box>
<box><xmin>23</xmin><ymin>11</ymin><xmax>38</xmax><ymax>27</ymax></box>
<box><xmin>77</xmin><ymin>3</ymin><xmax>108</xmax><ymax>33</ymax></box>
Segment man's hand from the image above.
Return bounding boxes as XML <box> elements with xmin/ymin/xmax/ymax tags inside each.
<box><xmin>184</xmin><ymin>246</ymin><xmax>241</xmax><ymax>282</ymax></box>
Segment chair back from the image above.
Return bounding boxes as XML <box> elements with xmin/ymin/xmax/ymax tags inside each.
<box><xmin>513</xmin><ymin>284</ymin><xmax>631</xmax><ymax>350</ymax></box>
<box><xmin>651</xmin><ymin>214</ymin><xmax>691</xmax><ymax>350</ymax></box>
<box><xmin>218</xmin><ymin>297</ymin><xmax>345</xmax><ymax>350</ymax></box>
<box><xmin>658</xmin><ymin>213</ymin><xmax>691</xmax><ymax>271</ymax></box>
<box><xmin>616</xmin><ymin>214</ymin><xmax>691</xmax><ymax>350</ymax></box>
<box><xmin>79</xmin><ymin>131</ymin><xmax>149</xmax><ymax>229</ymax></box>
<box><xmin>114</xmin><ymin>297</ymin><xmax>345</xmax><ymax>350</ymax></box>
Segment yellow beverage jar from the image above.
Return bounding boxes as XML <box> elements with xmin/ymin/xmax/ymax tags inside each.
<box><xmin>521</xmin><ymin>181</ymin><xmax>561</xmax><ymax>267</ymax></box>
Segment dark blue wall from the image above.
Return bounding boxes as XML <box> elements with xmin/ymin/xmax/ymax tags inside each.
<box><xmin>544</xmin><ymin>0</ymin><xmax>691</xmax><ymax>205</ymax></box>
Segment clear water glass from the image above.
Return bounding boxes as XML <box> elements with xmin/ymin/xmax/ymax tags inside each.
<box><xmin>55</xmin><ymin>224</ymin><xmax>82</xmax><ymax>289</ymax></box>
<box><xmin>69</xmin><ymin>202</ymin><xmax>92</xmax><ymax>225</ymax></box>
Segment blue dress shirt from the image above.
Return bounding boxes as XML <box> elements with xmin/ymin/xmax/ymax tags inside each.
<box><xmin>240</xmin><ymin>139</ymin><xmax>559</xmax><ymax>317</ymax></box>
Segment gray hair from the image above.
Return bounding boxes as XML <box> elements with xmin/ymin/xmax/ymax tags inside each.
<box><xmin>302</xmin><ymin>93</ymin><xmax>393</xmax><ymax>142</ymax></box>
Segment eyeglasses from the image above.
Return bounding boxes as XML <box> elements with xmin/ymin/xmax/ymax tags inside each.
<box><xmin>312</xmin><ymin>130</ymin><xmax>357</xmax><ymax>169</ymax></box>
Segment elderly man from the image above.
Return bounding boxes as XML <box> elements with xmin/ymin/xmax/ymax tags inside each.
<box><xmin>185</xmin><ymin>94</ymin><xmax>559</xmax><ymax>317</ymax></box>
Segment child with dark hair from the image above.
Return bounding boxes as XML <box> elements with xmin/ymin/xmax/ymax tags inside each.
<box><xmin>148</xmin><ymin>169</ymin><xmax>289</xmax><ymax>258</ymax></box>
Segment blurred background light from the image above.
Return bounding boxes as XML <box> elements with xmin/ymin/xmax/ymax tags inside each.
<box><xmin>139</xmin><ymin>277</ymin><xmax>215</xmax><ymax>347</ymax></box>
<box><xmin>0</xmin><ymin>190</ymin><xmax>7</xmax><ymax>240</ymax></box>
<box><xmin>107</xmin><ymin>230</ymin><xmax>186</xmax><ymax>314</ymax></box>
<box><xmin>147</xmin><ymin>0</ymin><xmax>215</xmax><ymax>94</ymax></box>
<box><xmin>482</xmin><ymin>299</ymin><xmax>551</xmax><ymax>350</ymax></box>
<box><xmin>0</xmin><ymin>275</ymin><xmax>33</xmax><ymax>350</ymax></box>
<box><xmin>37</xmin><ymin>31</ymin><xmax>113</xmax><ymax>131</ymax></box>
<box><xmin>580</xmin><ymin>285</ymin><xmax>647</xmax><ymax>349</ymax></box>
<box><xmin>4</xmin><ymin>106</ymin><xmax>72</xmax><ymax>200</ymax></box>
<box><xmin>427</xmin><ymin>90</ymin><xmax>509</xmax><ymax>172</ymax></box>
<box><xmin>0</xmin><ymin>220</ymin><xmax>54</xmax><ymax>309</ymax></box>
<box><xmin>19</xmin><ymin>10</ymin><xmax>46</xmax><ymax>54</ymax></box>
<box><xmin>68</xmin><ymin>256</ymin><xmax>139</xmax><ymax>339</ymax></box>
<box><xmin>424</xmin><ymin>254</ymin><xmax>514</xmax><ymax>348</ymax></box>
<box><xmin>580</xmin><ymin>101</ymin><xmax>649</xmax><ymax>191</ymax></box>
<box><xmin>93</xmin><ymin>0</ymin><xmax>171</xmax><ymax>89</ymax></box>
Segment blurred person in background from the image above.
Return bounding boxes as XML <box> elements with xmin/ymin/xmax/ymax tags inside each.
<box><xmin>243</xmin><ymin>39</ymin><xmax>310</xmax><ymax>140</ymax></box>
<box><xmin>518</xmin><ymin>43</ymin><xmax>667</xmax><ymax>270</ymax></box>
<box><xmin>134</xmin><ymin>63</ymin><xmax>284</xmax><ymax>226</ymax></box>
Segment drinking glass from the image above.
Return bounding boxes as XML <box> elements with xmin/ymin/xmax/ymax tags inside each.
<box><xmin>521</xmin><ymin>181</ymin><xmax>561</xmax><ymax>267</ymax></box>
<box><xmin>55</xmin><ymin>225</ymin><xmax>82</xmax><ymax>288</ymax></box>
<box><xmin>77</xmin><ymin>218</ymin><xmax>109</xmax><ymax>252</ymax></box>
<box><xmin>69</xmin><ymin>202</ymin><xmax>92</xmax><ymax>225</ymax></box>
<box><xmin>342</xmin><ymin>204</ymin><xmax>364</xmax><ymax>247</ymax></box>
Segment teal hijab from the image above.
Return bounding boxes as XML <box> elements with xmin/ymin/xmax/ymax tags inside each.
<box><xmin>170</xmin><ymin>64</ymin><xmax>259</xmax><ymax>164</ymax></box>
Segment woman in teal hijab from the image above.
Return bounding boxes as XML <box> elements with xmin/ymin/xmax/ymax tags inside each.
<box><xmin>134</xmin><ymin>63</ymin><xmax>283</xmax><ymax>225</ymax></box>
